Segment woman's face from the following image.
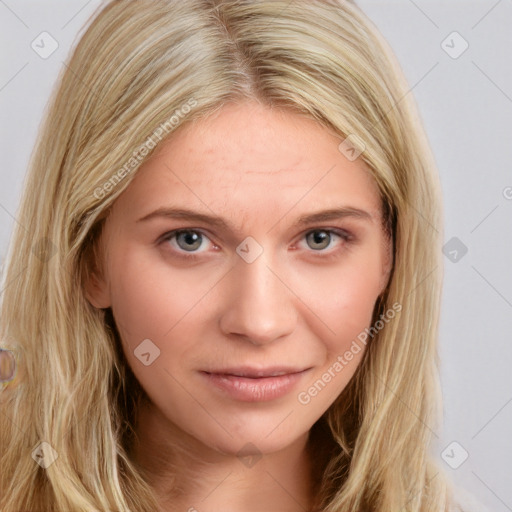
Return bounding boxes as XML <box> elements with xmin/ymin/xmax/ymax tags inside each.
<box><xmin>87</xmin><ymin>101</ymin><xmax>392</xmax><ymax>457</ymax></box>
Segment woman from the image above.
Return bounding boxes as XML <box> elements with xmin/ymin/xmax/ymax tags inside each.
<box><xmin>0</xmin><ymin>1</ymin><xmax>480</xmax><ymax>510</ymax></box>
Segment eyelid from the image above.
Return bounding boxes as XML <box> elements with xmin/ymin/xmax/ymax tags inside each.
<box><xmin>158</xmin><ymin>226</ymin><xmax>354</xmax><ymax>260</ymax></box>
<box><xmin>293</xmin><ymin>227</ymin><xmax>353</xmax><ymax>252</ymax></box>
<box><xmin>159</xmin><ymin>228</ymin><xmax>216</xmax><ymax>252</ymax></box>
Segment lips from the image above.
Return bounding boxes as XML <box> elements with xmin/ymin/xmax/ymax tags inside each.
<box><xmin>204</xmin><ymin>366</ymin><xmax>308</xmax><ymax>378</ymax></box>
<box><xmin>200</xmin><ymin>366</ymin><xmax>311</xmax><ymax>402</ymax></box>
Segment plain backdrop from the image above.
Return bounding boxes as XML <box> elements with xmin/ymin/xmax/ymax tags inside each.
<box><xmin>1</xmin><ymin>1</ymin><xmax>511</xmax><ymax>510</ymax></box>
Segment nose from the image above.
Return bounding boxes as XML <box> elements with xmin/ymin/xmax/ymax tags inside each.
<box><xmin>218</xmin><ymin>249</ymin><xmax>297</xmax><ymax>345</ymax></box>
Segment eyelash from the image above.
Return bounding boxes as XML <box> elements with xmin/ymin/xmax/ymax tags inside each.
<box><xmin>158</xmin><ymin>228</ymin><xmax>354</xmax><ymax>262</ymax></box>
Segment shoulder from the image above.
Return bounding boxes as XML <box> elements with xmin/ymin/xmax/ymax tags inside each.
<box><xmin>448</xmin><ymin>485</ymin><xmax>490</xmax><ymax>512</ymax></box>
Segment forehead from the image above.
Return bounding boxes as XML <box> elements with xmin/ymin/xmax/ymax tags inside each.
<box><xmin>118</xmin><ymin>101</ymin><xmax>383</xmax><ymax>224</ymax></box>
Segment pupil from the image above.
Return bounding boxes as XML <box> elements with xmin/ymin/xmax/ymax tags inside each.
<box><xmin>310</xmin><ymin>231</ymin><xmax>329</xmax><ymax>249</ymax></box>
<box><xmin>179</xmin><ymin>231</ymin><xmax>201</xmax><ymax>250</ymax></box>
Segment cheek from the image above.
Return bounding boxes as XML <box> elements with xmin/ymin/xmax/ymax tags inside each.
<box><xmin>291</xmin><ymin>266</ymin><xmax>380</xmax><ymax>412</ymax></box>
<box><xmin>288</xmin><ymin>251</ymin><xmax>383</xmax><ymax>393</ymax></box>
<box><xmin>106</xmin><ymin>249</ymin><xmax>212</xmax><ymax>410</ymax></box>
<box><xmin>106</xmin><ymin>247</ymin><xmax>229</xmax><ymax>411</ymax></box>
<box><xmin>328</xmin><ymin>273</ymin><xmax>379</xmax><ymax>347</ymax></box>
<box><xmin>108</xmin><ymin>246</ymin><xmax>220</xmax><ymax>346</ymax></box>
<box><xmin>290</xmin><ymin>251</ymin><xmax>383</xmax><ymax>344</ymax></box>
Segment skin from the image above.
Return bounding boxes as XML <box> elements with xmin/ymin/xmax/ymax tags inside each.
<box><xmin>86</xmin><ymin>100</ymin><xmax>393</xmax><ymax>512</ymax></box>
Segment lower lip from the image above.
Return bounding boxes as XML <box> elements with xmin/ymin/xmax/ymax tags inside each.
<box><xmin>202</xmin><ymin>370</ymin><xmax>308</xmax><ymax>402</ymax></box>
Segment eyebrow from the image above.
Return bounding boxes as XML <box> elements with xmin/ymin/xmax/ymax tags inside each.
<box><xmin>137</xmin><ymin>206</ymin><xmax>374</xmax><ymax>231</ymax></box>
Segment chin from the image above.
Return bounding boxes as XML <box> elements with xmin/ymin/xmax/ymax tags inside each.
<box><xmin>191</xmin><ymin>419</ymin><xmax>311</xmax><ymax>459</ymax></box>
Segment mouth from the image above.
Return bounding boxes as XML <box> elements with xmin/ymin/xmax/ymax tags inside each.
<box><xmin>200</xmin><ymin>366</ymin><xmax>311</xmax><ymax>402</ymax></box>
<box><xmin>206</xmin><ymin>366</ymin><xmax>309</xmax><ymax>378</ymax></box>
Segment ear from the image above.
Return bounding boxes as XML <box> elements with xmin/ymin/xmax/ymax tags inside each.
<box><xmin>84</xmin><ymin>270</ymin><xmax>111</xmax><ymax>309</ymax></box>
<box><xmin>83</xmin><ymin>233</ymin><xmax>111</xmax><ymax>309</ymax></box>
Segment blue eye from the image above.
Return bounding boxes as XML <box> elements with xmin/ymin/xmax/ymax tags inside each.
<box><xmin>162</xmin><ymin>230</ymin><xmax>210</xmax><ymax>253</ymax></box>
<box><xmin>303</xmin><ymin>229</ymin><xmax>350</xmax><ymax>251</ymax></box>
<box><xmin>159</xmin><ymin>227</ymin><xmax>352</xmax><ymax>260</ymax></box>
<box><xmin>306</xmin><ymin>230</ymin><xmax>332</xmax><ymax>250</ymax></box>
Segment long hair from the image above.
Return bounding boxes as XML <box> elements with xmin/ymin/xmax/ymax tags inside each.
<box><xmin>0</xmin><ymin>1</ymin><xmax>452</xmax><ymax>510</ymax></box>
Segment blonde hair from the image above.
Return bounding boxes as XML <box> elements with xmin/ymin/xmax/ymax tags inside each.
<box><xmin>1</xmin><ymin>0</ymin><xmax>454</xmax><ymax>510</ymax></box>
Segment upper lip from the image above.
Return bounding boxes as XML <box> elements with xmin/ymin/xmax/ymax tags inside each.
<box><xmin>203</xmin><ymin>366</ymin><xmax>310</xmax><ymax>378</ymax></box>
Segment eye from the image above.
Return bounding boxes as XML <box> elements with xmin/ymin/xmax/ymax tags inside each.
<box><xmin>301</xmin><ymin>229</ymin><xmax>351</xmax><ymax>252</ymax></box>
<box><xmin>158</xmin><ymin>227</ymin><xmax>353</xmax><ymax>260</ymax></box>
<box><xmin>161</xmin><ymin>229</ymin><xmax>212</xmax><ymax>253</ymax></box>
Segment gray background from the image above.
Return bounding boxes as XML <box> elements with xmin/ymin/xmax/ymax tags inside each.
<box><xmin>1</xmin><ymin>1</ymin><xmax>511</xmax><ymax>510</ymax></box>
